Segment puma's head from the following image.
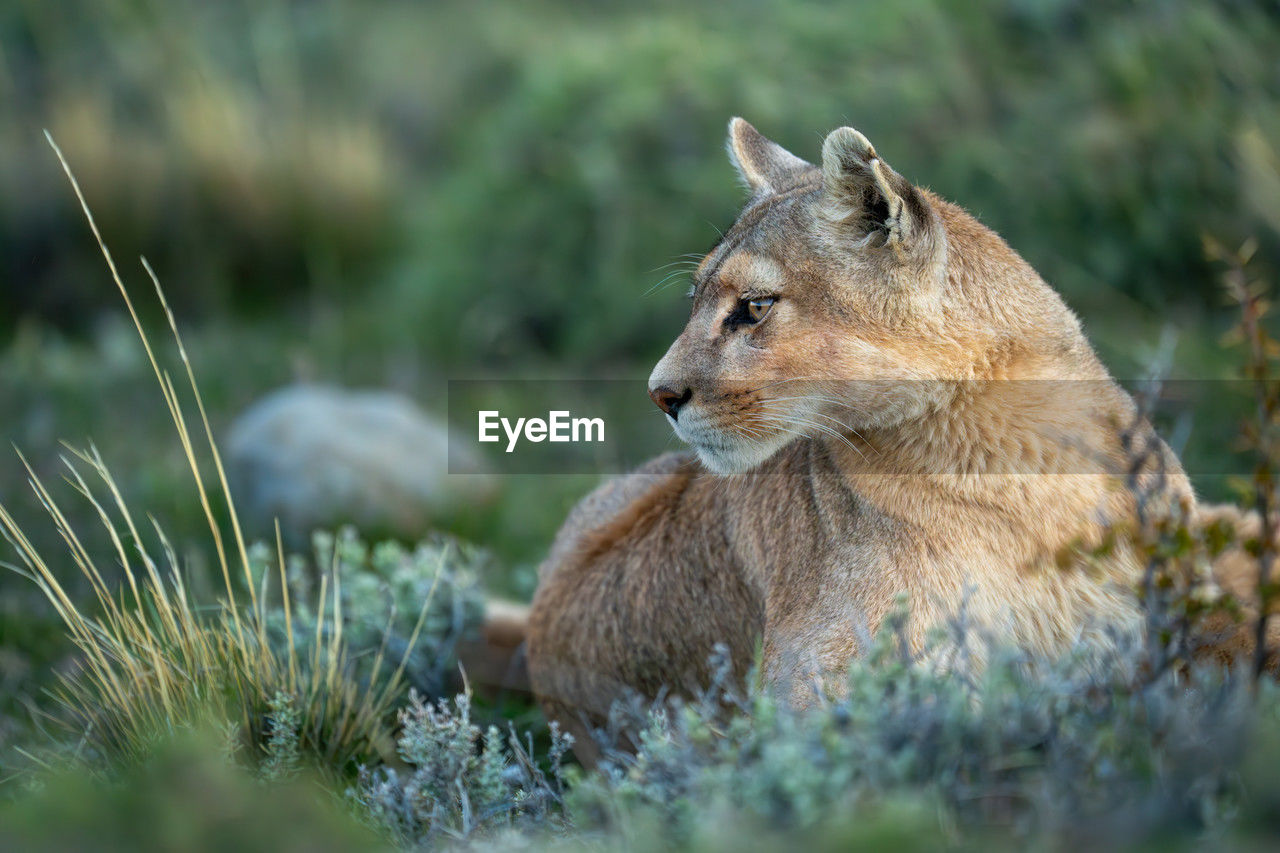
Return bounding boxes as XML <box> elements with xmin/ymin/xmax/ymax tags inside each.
<box><xmin>648</xmin><ymin>118</ymin><xmax>1089</xmax><ymax>475</ymax></box>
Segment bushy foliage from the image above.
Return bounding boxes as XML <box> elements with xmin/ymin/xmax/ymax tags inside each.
<box><xmin>567</xmin><ymin>630</ymin><xmax>1263</xmax><ymax>850</ymax></box>
<box><xmin>254</xmin><ymin>528</ymin><xmax>488</xmax><ymax>700</ymax></box>
<box><xmin>351</xmin><ymin>691</ymin><xmax>571</xmax><ymax>846</ymax></box>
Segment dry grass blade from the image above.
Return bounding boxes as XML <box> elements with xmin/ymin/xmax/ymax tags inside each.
<box><xmin>0</xmin><ymin>134</ymin><xmax>434</xmax><ymax>772</ymax></box>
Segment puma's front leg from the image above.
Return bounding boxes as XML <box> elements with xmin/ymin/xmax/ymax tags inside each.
<box><xmin>527</xmin><ymin>455</ymin><xmax>764</xmax><ymax>765</ymax></box>
<box><xmin>761</xmin><ymin>608</ymin><xmax>872</xmax><ymax>708</ymax></box>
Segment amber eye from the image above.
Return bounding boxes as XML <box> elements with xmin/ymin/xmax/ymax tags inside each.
<box><xmin>746</xmin><ymin>297</ymin><xmax>775</xmax><ymax>323</ymax></box>
<box><xmin>724</xmin><ymin>296</ymin><xmax>777</xmax><ymax>328</ymax></box>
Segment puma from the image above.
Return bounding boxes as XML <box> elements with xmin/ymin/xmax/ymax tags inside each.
<box><xmin>524</xmin><ymin>119</ymin><xmax>1278</xmax><ymax>764</ymax></box>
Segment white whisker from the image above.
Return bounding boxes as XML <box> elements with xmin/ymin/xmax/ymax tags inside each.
<box><xmin>752</xmin><ymin>412</ymin><xmax>870</xmax><ymax>462</ymax></box>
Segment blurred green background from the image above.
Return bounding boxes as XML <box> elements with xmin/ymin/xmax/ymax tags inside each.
<box><xmin>2</xmin><ymin>0</ymin><xmax>1279</xmax><ymax>749</ymax></box>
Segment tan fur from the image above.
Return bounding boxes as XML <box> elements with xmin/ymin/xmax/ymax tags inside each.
<box><xmin>526</xmin><ymin>119</ymin><xmax>1276</xmax><ymax>756</ymax></box>
<box><xmin>1185</xmin><ymin>504</ymin><xmax>1280</xmax><ymax>669</ymax></box>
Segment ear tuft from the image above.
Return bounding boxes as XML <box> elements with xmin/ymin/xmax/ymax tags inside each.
<box><xmin>726</xmin><ymin>118</ymin><xmax>810</xmax><ymax>195</ymax></box>
<box><xmin>820</xmin><ymin>126</ymin><xmax>931</xmax><ymax>253</ymax></box>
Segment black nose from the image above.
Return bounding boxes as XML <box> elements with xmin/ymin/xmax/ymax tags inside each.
<box><xmin>649</xmin><ymin>386</ymin><xmax>692</xmax><ymax>419</ymax></box>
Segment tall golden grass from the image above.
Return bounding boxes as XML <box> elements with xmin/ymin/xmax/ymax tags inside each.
<box><xmin>0</xmin><ymin>135</ymin><xmax>429</xmax><ymax>771</ymax></box>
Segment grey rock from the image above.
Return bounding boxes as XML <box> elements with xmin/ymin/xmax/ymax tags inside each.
<box><xmin>226</xmin><ymin>384</ymin><xmax>492</xmax><ymax>543</ymax></box>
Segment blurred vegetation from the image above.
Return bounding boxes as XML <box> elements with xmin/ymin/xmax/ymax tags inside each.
<box><xmin>0</xmin><ymin>730</ymin><xmax>390</xmax><ymax>853</ymax></box>
<box><xmin>3</xmin><ymin>0</ymin><xmax>1280</xmax><ymax>846</ymax></box>
<box><xmin>4</xmin><ymin>0</ymin><xmax>1279</xmax><ymax>355</ymax></box>
<box><xmin>3</xmin><ymin>1</ymin><xmax>1277</xmax><ymax>578</ymax></box>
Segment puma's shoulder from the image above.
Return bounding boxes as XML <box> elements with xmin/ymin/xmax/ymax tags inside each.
<box><xmin>540</xmin><ymin>451</ymin><xmax>700</xmax><ymax>579</ymax></box>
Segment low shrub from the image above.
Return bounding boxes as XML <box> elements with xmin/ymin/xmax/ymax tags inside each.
<box><xmin>255</xmin><ymin>528</ymin><xmax>487</xmax><ymax>702</ymax></box>
<box><xmin>568</xmin><ymin>631</ymin><xmax>1264</xmax><ymax>850</ymax></box>
<box><xmin>351</xmin><ymin>690</ymin><xmax>571</xmax><ymax>846</ymax></box>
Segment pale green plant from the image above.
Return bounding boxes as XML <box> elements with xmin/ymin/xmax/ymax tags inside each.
<box><xmin>351</xmin><ymin>690</ymin><xmax>572</xmax><ymax>846</ymax></box>
<box><xmin>257</xmin><ymin>529</ymin><xmax>487</xmax><ymax>701</ymax></box>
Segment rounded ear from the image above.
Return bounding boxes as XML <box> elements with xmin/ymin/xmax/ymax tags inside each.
<box><xmin>726</xmin><ymin>117</ymin><xmax>811</xmax><ymax>195</ymax></box>
<box><xmin>820</xmin><ymin>126</ymin><xmax>939</xmax><ymax>255</ymax></box>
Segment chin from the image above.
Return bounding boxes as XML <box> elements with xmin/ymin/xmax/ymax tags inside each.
<box><xmin>691</xmin><ymin>434</ymin><xmax>791</xmax><ymax>475</ymax></box>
